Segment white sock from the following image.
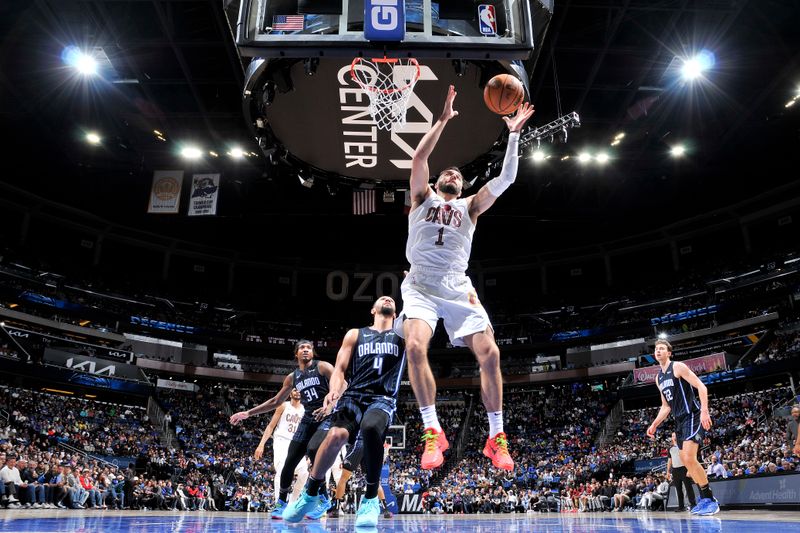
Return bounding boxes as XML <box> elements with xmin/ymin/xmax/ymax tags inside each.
<box><xmin>419</xmin><ymin>404</ymin><xmax>442</xmax><ymax>432</ymax></box>
<box><xmin>488</xmin><ymin>410</ymin><xmax>504</xmax><ymax>437</ymax></box>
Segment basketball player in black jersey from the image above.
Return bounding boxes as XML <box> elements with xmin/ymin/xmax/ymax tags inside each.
<box><xmin>229</xmin><ymin>340</ymin><xmax>341</xmax><ymax>519</ymax></box>
<box><xmin>646</xmin><ymin>340</ymin><xmax>719</xmax><ymax>515</ymax></box>
<box><xmin>283</xmin><ymin>296</ymin><xmax>405</xmax><ymax>527</ymax></box>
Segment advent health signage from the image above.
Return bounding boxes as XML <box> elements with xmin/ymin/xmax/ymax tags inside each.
<box><xmin>633</xmin><ymin>352</ymin><xmax>727</xmax><ymax>385</ymax></box>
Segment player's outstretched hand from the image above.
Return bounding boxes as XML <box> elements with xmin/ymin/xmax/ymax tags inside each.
<box><xmin>700</xmin><ymin>410</ymin><xmax>713</xmax><ymax>430</ymax></box>
<box><xmin>503</xmin><ymin>101</ymin><xmax>535</xmax><ymax>133</ymax></box>
<box><xmin>254</xmin><ymin>444</ymin><xmax>266</xmax><ymax>460</ymax></box>
<box><xmin>646</xmin><ymin>423</ymin><xmax>657</xmax><ymax>440</ymax></box>
<box><xmin>230</xmin><ymin>411</ymin><xmax>249</xmax><ymax>425</ymax></box>
<box><xmin>440</xmin><ymin>85</ymin><xmax>459</xmax><ymax>122</ymax></box>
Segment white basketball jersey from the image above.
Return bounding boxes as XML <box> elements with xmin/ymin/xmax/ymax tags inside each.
<box><xmin>406</xmin><ymin>192</ymin><xmax>475</xmax><ymax>273</ymax></box>
<box><xmin>273</xmin><ymin>401</ymin><xmax>304</xmax><ymax>442</ymax></box>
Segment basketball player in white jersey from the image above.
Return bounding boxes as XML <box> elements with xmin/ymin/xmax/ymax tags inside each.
<box><xmin>395</xmin><ymin>85</ymin><xmax>534</xmax><ymax>471</ymax></box>
<box><xmin>254</xmin><ymin>388</ymin><xmax>309</xmax><ymax>503</ymax></box>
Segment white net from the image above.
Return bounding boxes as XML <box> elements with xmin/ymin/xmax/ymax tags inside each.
<box><xmin>350</xmin><ymin>57</ymin><xmax>421</xmax><ymax>132</ymax></box>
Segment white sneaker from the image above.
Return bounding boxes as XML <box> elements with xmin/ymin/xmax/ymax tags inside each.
<box><xmin>8</xmin><ymin>497</ymin><xmax>19</xmax><ymax>503</ymax></box>
<box><xmin>33</xmin><ymin>503</ymin><xmax>42</xmax><ymax>509</ymax></box>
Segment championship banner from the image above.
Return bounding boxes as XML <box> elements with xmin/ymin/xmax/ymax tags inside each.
<box><xmin>187</xmin><ymin>173</ymin><xmax>220</xmax><ymax>216</ymax></box>
<box><xmin>147</xmin><ymin>170</ymin><xmax>183</xmax><ymax>214</ymax></box>
<box><xmin>633</xmin><ymin>352</ymin><xmax>727</xmax><ymax>384</ymax></box>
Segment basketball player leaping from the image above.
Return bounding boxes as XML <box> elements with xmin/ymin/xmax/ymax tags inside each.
<box><xmin>395</xmin><ymin>85</ymin><xmax>534</xmax><ymax>471</ymax></box>
<box><xmin>282</xmin><ymin>296</ymin><xmax>405</xmax><ymax>527</ymax></box>
<box><xmin>253</xmin><ymin>388</ymin><xmax>308</xmax><ymax>504</ymax></box>
<box><xmin>646</xmin><ymin>340</ymin><xmax>719</xmax><ymax>515</ymax></box>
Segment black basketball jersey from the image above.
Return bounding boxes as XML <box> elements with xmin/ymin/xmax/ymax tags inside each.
<box><xmin>656</xmin><ymin>361</ymin><xmax>700</xmax><ymax>420</ymax></box>
<box><xmin>347</xmin><ymin>327</ymin><xmax>405</xmax><ymax>397</ymax></box>
<box><xmin>292</xmin><ymin>359</ymin><xmax>329</xmax><ymax>411</ymax></box>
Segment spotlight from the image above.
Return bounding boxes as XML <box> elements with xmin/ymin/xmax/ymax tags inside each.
<box><xmin>786</xmin><ymin>100</ymin><xmax>796</xmax><ymax>108</ymax></box>
<box><xmin>658</xmin><ymin>332</ymin><xmax>668</xmax><ymax>340</ymax></box>
<box><xmin>681</xmin><ymin>50</ymin><xmax>715</xmax><ymax>81</ymax></box>
<box><xmin>209</xmin><ymin>151</ymin><xmax>219</xmax><ymax>158</ymax></box>
<box><xmin>62</xmin><ymin>47</ymin><xmax>98</xmax><ymax>75</ymax></box>
<box><xmin>303</xmin><ymin>58</ymin><xmax>319</xmax><ymax>76</ymax></box>
<box><xmin>85</xmin><ymin>132</ymin><xmax>101</xmax><ymax>145</ymax></box>
<box><xmin>614</xmin><ymin>132</ymin><xmax>625</xmax><ymax>141</ymax></box>
<box><xmin>181</xmin><ymin>146</ymin><xmax>203</xmax><ymax>159</ymax></box>
<box><xmin>670</xmin><ymin>144</ymin><xmax>686</xmax><ymax>157</ymax></box>
<box><xmin>532</xmin><ymin>150</ymin><xmax>546</xmax><ymax>162</ymax></box>
<box><xmin>610</xmin><ymin>139</ymin><xmax>621</xmax><ymax>146</ymax></box>
<box><xmin>228</xmin><ymin>147</ymin><xmax>245</xmax><ymax>159</ymax></box>
<box><xmin>578</xmin><ymin>152</ymin><xmax>592</xmax><ymax>164</ymax></box>
<box><xmin>595</xmin><ymin>152</ymin><xmax>609</xmax><ymax>164</ymax></box>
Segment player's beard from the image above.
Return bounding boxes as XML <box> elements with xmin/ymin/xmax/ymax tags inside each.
<box><xmin>379</xmin><ymin>305</ymin><xmax>394</xmax><ymax>317</ymax></box>
<box><xmin>439</xmin><ymin>182</ymin><xmax>460</xmax><ymax>195</ymax></box>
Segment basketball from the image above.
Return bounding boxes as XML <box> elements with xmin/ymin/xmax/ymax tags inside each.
<box><xmin>483</xmin><ymin>74</ymin><xmax>525</xmax><ymax>115</ymax></box>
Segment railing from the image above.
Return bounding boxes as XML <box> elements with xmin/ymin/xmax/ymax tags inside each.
<box><xmin>595</xmin><ymin>399</ymin><xmax>624</xmax><ymax>448</ymax></box>
<box><xmin>147</xmin><ymin>396</ymin><xmax>174</xmax><ymax>449</ymax></box>
<box><xmin>0</xmin><ymin>409</ymin><xmax>9</xmax><ymax>425</ymax></box>
<box><xmin>57</xmin><ymin>441</ymin><xmax>119</xmax><ymax>469</ymax></box>
<box><xmin>455</xmin><ymin>393</ymin><xmax>477</xmax><ymax>459</ymax></box>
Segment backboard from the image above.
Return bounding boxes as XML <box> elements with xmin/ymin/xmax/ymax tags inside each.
<box><xmin>233</xmin><ymin>1</ymin><xmax>554</xmax><ymax>185</ymax></box>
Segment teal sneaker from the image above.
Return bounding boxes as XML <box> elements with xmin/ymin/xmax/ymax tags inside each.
<box><xmin>305</xmin><ymin>493</ymin><xmax>331</xmax><ymax>520</ymax></box>
<box><xmin>270</xmin><ymin>499</ymin><xmax>287</xmax><ymax>520</ymax></box>
<box><xmin>355</xmin><ymin>496</ymin><xmax>381</xmax><ymax>528</ymax></box>
<box><xmin>282</xmin><ymin>489</ymin><xmax>322</xmax><ymax>523</ymax></box>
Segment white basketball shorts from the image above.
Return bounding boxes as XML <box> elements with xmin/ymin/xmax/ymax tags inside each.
<box><xmin>394</xmin><ymin>266</ymin><xmax>492</xmax><ymax>347</ymax></box>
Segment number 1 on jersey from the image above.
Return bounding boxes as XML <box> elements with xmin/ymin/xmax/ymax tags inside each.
<box><xmin>434</xmin><ymin>227</ymin><xmax>445</xmax><ymax>246</ymax></box>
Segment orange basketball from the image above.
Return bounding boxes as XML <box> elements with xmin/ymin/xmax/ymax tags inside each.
<box><xmin>483</xmin><ymin>74</ymin><xmax>525</xmax><ymax>115</ymax></box>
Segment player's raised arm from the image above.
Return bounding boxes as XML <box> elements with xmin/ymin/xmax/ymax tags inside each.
<box><xmin>468</xmin><ymin>102</ymin><xmax>534</xmax><ymax>218</ymax></box>
<box><xmin>410</xmin><ymin>85</ymin><xmax>459</xmax><ymax>208</ymax></box>
<box><xmin>230</xmin><ymin>373</ymin><xmax>294</xmax><ymax>425</ymax></box>
<box><xmin>674</xmin><ymin>362</ymin><xmax>713</xmax><ymax>430</ymax></box>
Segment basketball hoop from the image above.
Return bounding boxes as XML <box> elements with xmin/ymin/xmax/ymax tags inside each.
<box><xmin>350</xmin><ymin>57</ymin><xmax>421</xmax><ymax>132</ymax></box>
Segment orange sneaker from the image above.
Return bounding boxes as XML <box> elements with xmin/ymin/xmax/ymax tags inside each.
<box><xmin>483</xmin><ymin>432</ymin><xmax>514</xmax><ymax>470</ymax></box>
<box><xmin>420</xmin><ymin>428</ymin><xmax>448</xmax><ymax>470</ymax></box>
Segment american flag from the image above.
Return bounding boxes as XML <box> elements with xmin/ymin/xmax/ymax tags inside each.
<box><xmin>272</xmin><ymin>15</ymin><xmax>305</xmax><ymax>31</ymax></box>
<box><xmin>353</xmin><ymin>190</ymin><xmax>376</xmax><ymax>215</ymax></box>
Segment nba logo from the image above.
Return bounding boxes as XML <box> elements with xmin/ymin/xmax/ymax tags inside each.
<box><xmin>478</xmin><ymin>5</ymin><xmax>497</xmax><ymax>36</ymax></box>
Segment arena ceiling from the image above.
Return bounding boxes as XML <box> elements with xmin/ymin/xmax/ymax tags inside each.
<box><xmin>0</xmin><ymin>0</ymin><xmax>798</xmax><ymax>265</ymax></box>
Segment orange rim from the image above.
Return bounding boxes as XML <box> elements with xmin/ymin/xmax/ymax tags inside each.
<box><xmin>350</xmin><ymin>57</ymin><xmax>421</xmax><ymax>95</ymax></box>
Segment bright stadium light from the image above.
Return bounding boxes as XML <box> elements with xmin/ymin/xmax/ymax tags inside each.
<box><xmin>62</xmin><ymin>46</ymin><xmax>98</xmax><ymax>75</ymax></box>
<box><xmin>670</xmin><ymin>144</ymin><xmax>686</xmax><ymax>158</ymax></box>
<box><xmin>578</xmin><ymin>152</ymin><xmax>592</xmax><ymax>164</ymax></box>
<box><xmin>595</xmin><ymin>152</ymin><xmax>610</xmax><ymax>164</ymax></box>
<box><xmin>181</xmin><ymin>146</ymin><xmax>202</xmax><ymax>159</ymax></box>
<box><xmin>658</xmin><ymin>332</ymin><xmax>668</xmax><ymax>340</ymax></box>
<box><xmin>532</xmin><ymin>150</ymin><xmax>546</xmax><ymax>162</ymax></box>
<box><xmin>85</xmin><ymin>132</ymin><xmax>101</xmax><ymax>145</ymax></box>
<box><xmin>228</xmin><ymin>147</ymin><xmax>245</xmax><ymax>159</ymax></box>
<box><xmin>681</xmin><ymin>50</ymin><xmax>715</xmax><ymax>81</ymax></box>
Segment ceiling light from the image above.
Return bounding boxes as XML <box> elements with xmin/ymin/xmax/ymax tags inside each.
<box><xmin>614</xmin><ymin>132</ymin><xmax>625</xmax><ymax>140</ymax></box>
<box><xmin>532</xmin><ymin>150</ymin><xmax>546</xmax><ymax>162</ymax></box>
<box><xmin>85</xmin><ymin>132</ymin><xmax>101</xmax><ymax>145</ymax></box>
<box><xmin>228</xmin><ymin>147</ymin><xmax>245</xmax><ymax>159</ymax></box>
<box><xmin>610</xmin><ymin>139</ymin><xmax>621</xmax><ymax>146</ymax></box>
<box><xmin>578</xmin><ymin>152</ymin><xmax>592</xmax><ymax>163</ymax></box>
<box><xmin>681</xmin><ymin>50</ymin><xmax>715</xmax><ymax>81</ymax></box>
<box><xmin>209</xmin><ymin>151</ymin><xmax>219</xmax><ymax>157</ymax></box>
<box><xmin>181</xmin><ymin>146</ymin><xmax>202</xmax><ymax>159</ymax></box>
<box><xmin>561</xmin><ymin>155</ymin><xmax>570</xmax><ymax>161</ymax></box>
<box><xmin>153</xmin><ymin>130</ymin><xmax>163</xmax><ymax>136</ymax></box>
<box><xmin>786</xmin><ymin>100</ymin><xmax>796</xmax><ymax>108</ymax></box>
<box><xmin>595</xmin><ymin>152</ymin><xmax>609</xmax><ymax>164</ymax></box>
<box><xmin>658</xmin><ymin>332</ymin><xmax>668</xmax><ymax>340</ymax></box>
<box><xmin>670</xmin><ymin>144</ymin><xmax>686</xmax><ymax>157</ymax></box>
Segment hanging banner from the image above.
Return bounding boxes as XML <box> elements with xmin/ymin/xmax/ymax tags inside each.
<box><xmin>633</xmin><ymin>352</ymin><xmax>727</xmax><ymax>384</ymax></box>
<box><xmin>147</xmin><ymin>170</ymin><xmax>183</xmax><ymax>214</ymax></box>
<box><xmin>187</xmin><ymin>173</ymin><xmax>220</xmax><ymax>216</ymax></box>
